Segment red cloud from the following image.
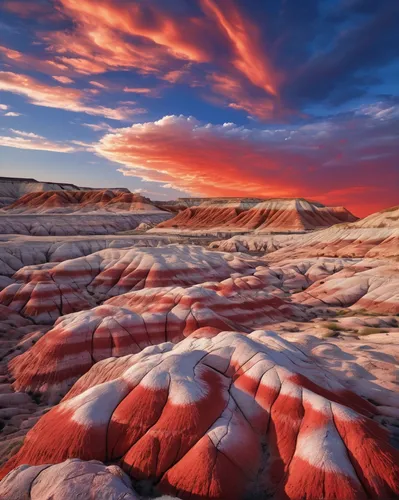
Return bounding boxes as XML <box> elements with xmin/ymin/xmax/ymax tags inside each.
<box><xmin>1</xmin><ymin>1</ymin><xmax>64</xmax><ymax>20</ymax></box>
<box><xmin>95</xmin><ymin>113</ymin><xmax>398</xmax><ymax>217</ymax></box>
<box><xmin>208</xmin><ymin>73</ymin><xmax>276</xmax><ymax>119</ymax></box>
<box><xmin>201</xmin><ymin>0</ymin><xmax>278</xmax><ymax>97</ymax></box>
<box><xmin>2</xmin><ymin>0</ymin><xmax>282</xmax><ymax>120</ymax></box>
<box><xmin>59</xmin><ymin>0</ymin><xmax>212</xmax><ymax>63</ymax></box>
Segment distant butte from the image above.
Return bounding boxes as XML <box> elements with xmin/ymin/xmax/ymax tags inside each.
<box><xmin>153</xmin><ymin>197</ymin><xmax>357</xmax><ymax>233</ymax></box>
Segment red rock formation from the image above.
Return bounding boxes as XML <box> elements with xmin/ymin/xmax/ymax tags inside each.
<box><xmin>351</xmin><ymin>205</ymin><xmax>399</xmax><ymax>229</ymax></box>
<box><xmin>2</xmin><ymin>330</ymin><xmax>398</xmax><ymax>499</ymax></box>
<box><xmin>0</xmin><ymin>281</ymin><xmax>94</xmax><ymax>324</ymax></box>
<box><xmin>293</xmin><ymin>260</ymin><xmax>399</xmax><ymax>314</ymax></box>
<box><xmin>12</xmin><ymin>245</ymin><xmax>262</xmax><ymax>301</ymax></box>
<box><xmin>0</xmin><ymin>235</ymin><xmax>195</xmax><ymax>280</ymax></box>
<box><xmin>156</xmin><ymin>198</ymin><xmax>357</xmax><ymax>232</ymax></box>
<box><xmin>0</xmin><ymin>213</ymin><xmax>171</xmax><ymax>236</ymax></box>
<box><xmin>9</xmin><ymin>274</ymin><xmax>305</xmax><ymax>398</ymax></box>
<box><xmin>5</xmin><ymin>190</ymin><xmax>162</xmax><ymax>214</ymax></box>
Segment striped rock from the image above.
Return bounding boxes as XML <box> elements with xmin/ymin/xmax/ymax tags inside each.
<box><xmin>210</xmin><ymin>204</ymin><xmax>399</xmax><ymax>259</ymax></box>
<box><xmin>0</xmin><ymin>281</ymin><xmax>94</xmax><ymax>324</ymax></box>
<box><xmin>13</xmin><ymin>246</ymin><xmax>262</xmax><ymax>301</ymax></box>
<box><xmin>1</xmin><ymin>330</ymin><xmax>398</xmax><ymax>499</ymax></box>
<box><xmin>0</xmin><ymin>459</ymin><xmax>139</xmax><ymax>499</ymax></box>
<box><xmin>0</xmin><ymin>235</ymin><xmax>196</xmax><ymax>280</ymax></box>
<box><xmin>154</xmin><ymin>198</ymin><xmax>356</xmax><ymax>233</ymax></box>
<box><xmin>9</xmin><ymin>276</ymin><xmax>306</xmax><ymax>397</ymax></box>
<box><xmin>351</xmin><ymin>205</ymin><xmax>399</xmax><ymax>229</ymax></box>
<box><xmin>211</xmin><ymin>227</ymin><xmax>399</xmax><ymax>260</ymax></box>
<box><xmin>293</xmin><ymin>260</ymin><xmax>399</xmax><ymax>314</ymax></box>
<box><xmin>5</xmin><ymin>190</ymin><xmax>164</xmax><ymax>214</ymax></box>
<box><xmin>0</xmin><ymin>213</ymin><xmax>171</xmax><ymax>237</ymax></box>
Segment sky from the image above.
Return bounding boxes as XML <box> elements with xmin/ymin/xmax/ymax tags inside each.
<box><xmin>0</xmin><ymin>0</ymin><xmax>398</xmax><ymax>217</ymax></box>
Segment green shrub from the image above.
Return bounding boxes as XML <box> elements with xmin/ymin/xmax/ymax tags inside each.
<box><xmin>358</xmin><ymin>327</ymin><xmax>388</xmax><ymax>336</ymax></box>
<box><xmin>324</xmin><ymin>322</ymin><xmax>341</xmax><ymax>331</ymax></box>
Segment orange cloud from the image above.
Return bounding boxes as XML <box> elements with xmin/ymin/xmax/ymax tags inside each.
<box><xmin>201</xmin><ymin>0</ymin><xmax>278</xmax><ymax>97</ymax></box>
<box><xmin>94</xmin><ymin>114</ymin><xmax>398</xmax><ymax>217</ymax></box>
<box><xmin>52</xmin><ymin>76</ymin><xmax>74</xmax><ymax>84</ymax></box>
<box><xmin>58</xmin><ymin>0</ymin><xmax>211</xmax><ymax>63</ymax></box>
<box><xmin>0</xmin><ymin>71</ymin><xmax>142</xmax><ymax>120</ymax></box>
<box><xmin>123</xmin><ymin>87</ymin><xmax>152</xmax><ymax>94</ymax></box>
<box><xmin>1</xmin><ymin>1</ymin><xmax>64</xmax><ymax>20</ymax></box>
<box><xmin>208</xmin><ymin>73</ymin><xmax>275</xmax><ymax>119</ymax></box>
<box><xmin>89</xmin><ymin>81</ymin><xmax>108</xmax><ymax>89</ymax></box>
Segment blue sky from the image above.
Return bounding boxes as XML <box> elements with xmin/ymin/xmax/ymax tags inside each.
<box><xmin>0</xmin><ymin>0</ymin><xmax>398</xmax><ymax>214</ymax></box>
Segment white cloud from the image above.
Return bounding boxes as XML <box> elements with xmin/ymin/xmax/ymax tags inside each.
<box><xmin>52</xmin><ymin>76</ymin><xmax>75</xmax><ymax>84</ymax></box>
<box><xmin>10</xmin><ymin>129</ymin><xmax>45</xmax><ymax>139</ymax></box>
<box><xmin>89</xmin><ymin>81</ymin><xmax>108</xmax><ymax>89</ymax></box>
<box><xmin>0</xmin><ymin>132</ymin><xmax>75</xmax><ymax>153</ymax></box>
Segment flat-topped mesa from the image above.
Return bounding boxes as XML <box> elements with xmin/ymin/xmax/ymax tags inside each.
<box><xmin>0</xmin><ymin>177</ymin><xmax>80</xmax><ymax>208</ymax></box>
<box><xmin>2</xmin><ymin>330</ymin><xmax>398</xmax><ymax>499</ymax></box>
<box><xmin>210</xmin><ymin>203</ymin><xmax>399</xmax><ymax>258</ymax></box>
<box><xmin>4</xmin><ymin>190</ymin><xmax>163</xmax><ymax>214</ymax></box>
<box><xmin>154</xmin><ymin>197</ymin><xmax>357</xmax><ymax>232</ymax></box>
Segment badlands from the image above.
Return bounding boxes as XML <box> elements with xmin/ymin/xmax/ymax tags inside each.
<box><xmin>0</xmin><ymin>177</ymin><xmax>398</xmax><ymax>499</ymax></box>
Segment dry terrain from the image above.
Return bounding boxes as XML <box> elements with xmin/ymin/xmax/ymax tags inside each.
<box><xmin>0</xmin><ymin>184</ymin><xmax>398</xmax><ymax>499</ymax></box>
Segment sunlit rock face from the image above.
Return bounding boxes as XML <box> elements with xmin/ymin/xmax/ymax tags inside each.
<box><xmin>4</xmin><ymin>190</ymin><xmax>163</xmax><ymax>214</ymax></box>
<box><xmin>5</xmin><ymin>245</ymin><xmax>307</xmax><ymax>398</ymax></box>
<box><xmin>154</xmin><ymin>198</ymin><xmax>357</xmax><ymax>233</ymax></box>
<box><xmin>210</xmin><ymin>205</ymin><xmax>399</xmax><ymax>259</ymax></box>
<box><xmin>0</xmin><ymin>213</ymin><xmax>172</xmax><ymax>236</ymax></box>
<box><xmin>0</xmin><ymin>177</ymin><xmax>85</xmax><ymax>208</ymax></box>
<box><xmin>8</xmin><ymin>281</ymin><xmax>304</xmax><ymax>399</ymax></box>
<box><xmin>1</xmin><ymin>330</ymin><xmax>398</xmax><ymax>499</ymax></box>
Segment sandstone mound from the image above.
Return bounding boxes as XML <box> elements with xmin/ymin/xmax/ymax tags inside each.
<box><xmin>5</xmin><ymin>190</ymin><xmax>162</xmax><ymax>214</ymax></box>
<box><xmin>0</xmin><ymin>235</ymin><xmax>192</xmax><ymax>280</ymax></box>
<box><xmin>12</xmin><ymin>245</ymin><xmax>261</xmax><ymax>301</ymax></box>
<box><xmin>0</xmin><ymin>281</ymin><xmax>94</xmax><ymax>324</ymax></box>
<box><xmin>268</xmin><ymin>226</ymin><xmax>399</xmax><ymax>261</ymax></box>
<box><xmin>155</xmin><ymin>198</ymin><xmax>357</xmax><ymax>233</ymax></box>
<box><xmin>212</xmin><ymin>229</ymin><xmax>395</xmax><ymax>259</ymax></box>
<box><xmin>0</xmin><ymin>213</ymin><xmax>171</xmax><ymax>236</ymax></box>
<box><xmin>351</xmin><ymin>205</ymin><xmax>399</xmax><ymax>229</ymax></box>
<box><xmin>0</xmin><ymin>458</ymin><xmax>140</xmax><ymax>499</ymax></box>
<box><xmin>9</xmin><ymin>276</ymin><xmax>305</xmax><ymax>397</ymax></box>
<box><xmin>2</xmin><ymin>330</ymin><xmax>398</xmax><ymax>499</ymax></box>
<box><xmin>293</xmin><ymin>259</ymin><xmax>399</xmax><ymax>314</ymax></box>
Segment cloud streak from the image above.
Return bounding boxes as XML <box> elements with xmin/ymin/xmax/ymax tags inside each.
<box><xmin>201</xmin><ymin>0</ymin><xmax>278</xmax><ymax>97</ymax></box>
<box><xmin>0</xmin><ymin>130</ymin><xmax>75</xmax><ymax>153</ymax></box>
<box><xmin>0</xmin><ymin>71</ymin><xmax>142</xmax><ymax>120</ymax></box>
